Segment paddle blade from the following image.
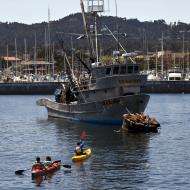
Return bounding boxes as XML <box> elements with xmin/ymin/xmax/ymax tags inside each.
<box><xmin>15</xmin><ymin>170</ymin><xmax>25</xmax><ymax>175</ymax></box>
<box><xmin>62</xmin><ymin>165</ymin><xmax>71</xmax><ymax>169</ymax></box>
<box><xmin>53</xmin><ymin>160</ymin><xmax>61</xmax><ymax>164</ymax></box>
<box><xmin>81</xmin><ymin>131</ymin><xmax>87</xmax><ymax>140</ymax></box>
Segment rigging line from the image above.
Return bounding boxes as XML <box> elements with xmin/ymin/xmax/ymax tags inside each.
<box><xmin>104</xmin><ymin>26</ymin><xmax>136</xmax><ymax>64</ymax></box>
<box><xmin>64</xmin><ymin>53</ymin><xmax>87</xmax><ymax>103</ymax></box>
<box><xmin>119</xmin><ymin>102</ymin><xmax>131</xmax><ymax>114</ymax></box>
<box><xmin>104</xmin><ymin>25</ymin><xmax>126</xmax><ymax>53</ymax></box>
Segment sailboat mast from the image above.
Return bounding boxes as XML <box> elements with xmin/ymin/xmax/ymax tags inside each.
<box><xmin>24</xmin><ymin>38</ymin><xmax>27</xmax><ymax>75</ymax></box>
<box><xmin>161</xmin><ymin>32</ymin><xmax>164</xmax><ymax>76</ymax></box>
<box><xmin>34</xmin><ymin>32</ymin><xmax>37</xmax><ymax>76</ymax></box>
<box><xmin>6</xmin><ymin>44</ymin><xmax>8</xmax><ymax>70</ymax></box>
<box><xmin>48</xmin><ymin>8</ymin><xmax>51</xmax><ymax>64</ymax></box>
<box><xmin>44</xmin><ymin>28</ymin><xmax>47</xmax><ymax>63</ymax></box>
<box><xmin>15</xmin><ymin>38</ymin><xmax>18</xmax><ymax>77</ymax></box>
<box><xmin>155</xmin><ymin>49</ymin><xmax>158</xmax><ymax>76</ymax></box>
<box><xmin>52</xmin><ymin>41</ymin><xmax>55</xmax><ymax>75</ymax></box>
<box><xmin>71</xmin><ymin>36</ymin><xmax>74</xmax><ymax>70</ymax></box>
<box><xmin>24</xmin><ymin>38</ymin><xmax>27</xmax><ymax>61</ymax></box>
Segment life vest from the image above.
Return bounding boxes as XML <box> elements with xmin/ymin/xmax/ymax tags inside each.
<box><xmin>33</xmin><ymin>163</ymin><xmax>44</xmax><ymax>170</ymax></box>
<box><xmin>75</xmin><ymin>146</ymin><xmax>82</xmax><ymax>154</ymax></box>
<box><xmin>44</xmin><ymin>161</ymin><xmax>52</xmax><ymax>167</ymax></box>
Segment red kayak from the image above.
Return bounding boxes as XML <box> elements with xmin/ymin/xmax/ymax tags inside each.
<box><xmin>32</xmin><ymin>160</ymin><xmax>61</xmax><ymax>178</ymax></box>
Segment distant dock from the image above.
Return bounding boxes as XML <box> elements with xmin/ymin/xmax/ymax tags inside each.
<box><xmin>0</xmin><ymin>82</ymin><xmax>61</xmax><ymax>95</ymax></box>
<box><xmin>142</xmin><ymin>80</ymin><xmax>190</xmax><ymax>93</ymax></box>
<box><xmin>0</xmin><ymin>80</ymin><xmax>190</xmax><ymax>95</ymax></box>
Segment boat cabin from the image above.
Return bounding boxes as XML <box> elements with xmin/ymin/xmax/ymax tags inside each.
<box><xmin>91</xmin><ymin>63</ymin><xmax>140</xmax><ymax>79</ymax></box>
<box><xmin>168</xmin><ymin>68</ymin><xmax>183</xmax><ymax>81</ymax></box>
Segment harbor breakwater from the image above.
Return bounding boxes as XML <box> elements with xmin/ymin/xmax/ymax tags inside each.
<box><xmin>0</xmin><ymin>82</ymin><xmax>61</xmax><ymax>95</ymax></box>
<box><xmin>142</xmin><ymin>80</ymin><xmax>190</xmax><ymax>93</ymax></box>
<box><xmin>0</xmin><ymin>81</ymin><xmax>190</xmax><ymax>94</ymax></box>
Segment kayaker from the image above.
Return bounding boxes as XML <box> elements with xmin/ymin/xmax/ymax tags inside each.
<box><xmin>75</xmin><ymin>141</ymin><xmax>85</xmax><ymax>155</ymax></box>
<box><xmin>43</xmin><ymin>156</ymin><xmax>53</xmax><ymax>167</ymax></box>
<box><xmin>32</xmin><ymin>156</ymin><xmax>46</xmax><ymax>171</ymax></box>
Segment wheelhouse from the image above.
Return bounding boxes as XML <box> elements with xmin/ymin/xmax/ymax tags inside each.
<box><xmin>91</xmin><ymin>63</ymin><xmax>140</xmax><ymax>79</ymax></box>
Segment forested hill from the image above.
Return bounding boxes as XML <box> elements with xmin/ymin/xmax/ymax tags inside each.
<box><xmin>0</xmin><ymin>13</ymin><xmax>190</xmax><ymax>56</ymax></box>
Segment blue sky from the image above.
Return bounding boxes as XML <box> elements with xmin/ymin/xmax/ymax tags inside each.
<box><xmin>0</xmin><ymin>0</ymin><xmax>189</xmax><ymax>24</ymax></box>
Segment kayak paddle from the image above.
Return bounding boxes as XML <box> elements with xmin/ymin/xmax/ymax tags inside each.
<box><xmin>15</xmin><ymin>169</ymin><xmax>29</xmax><ymax>175</ymax></box>
<box><xmin>53</xmin><ymin>160</ymin><xmax>71</xmax><ymax>168</ymax></box>
<box><xmin>62</xmin><ymin>164</ymin><xmax>71</xmax><ymax>169</ymax></box>
<box><xmin>81</xmin><ymin>131</ymin><xmax>87</xmax><ymax>140</ymax></box>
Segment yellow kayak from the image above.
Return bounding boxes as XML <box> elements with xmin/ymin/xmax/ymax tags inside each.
<box><xmin>72</xmin><ymin>148</ymin><xmax>91</xmax><ymax>162</ymax></box>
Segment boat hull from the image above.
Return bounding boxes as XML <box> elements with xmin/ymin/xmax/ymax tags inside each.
<box><xmin>37</xmin><ymin>94</ymin><xmax>150</xmax><ymax>125</ymax></box>
<box><xmin>72</xmin><ymin>148</ymin><xmax>91</xmax><ymax>162</ymax></box>
<box><xmin>31</xmin><ymin>161</ymin><xmax>61</xmax><ymax>179</ymax></box>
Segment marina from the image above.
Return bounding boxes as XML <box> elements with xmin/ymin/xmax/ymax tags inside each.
<box><xmin>0</xmin><ymin>0</ymin><xmax>190</xmax><ymax>189</ymax></box>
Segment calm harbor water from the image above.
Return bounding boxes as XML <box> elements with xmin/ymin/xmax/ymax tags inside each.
<box><xmin>0</xmin><ymin>94</ymin><xmax>190</xmax><ymax>189</ymax></box>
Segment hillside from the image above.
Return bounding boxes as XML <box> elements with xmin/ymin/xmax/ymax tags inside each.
<box><xmin>0</xmin><ymin>13</ymin><xmax>190</xmax><ymax>56</ymax></box>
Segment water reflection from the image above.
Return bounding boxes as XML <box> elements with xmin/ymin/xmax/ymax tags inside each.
<box><xmin>32</xmin><ymin>171</ymin><xmax>57</xmax><ymax>187</ymax></box>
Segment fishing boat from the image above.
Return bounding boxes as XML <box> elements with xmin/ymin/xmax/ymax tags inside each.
<box><xmin>72</xmin><ymin>148</ymin><xmax>91</xmax><ymax>162</ymax></box>
<box><xmin>36</xmin><ymin>0</ymin><xmax>150</xmax><ymax>125</ymax></box>
<box><xmin>31</xmin><ymin>160</ymin><xmax>61</xmax><ymax>178</ymax></box>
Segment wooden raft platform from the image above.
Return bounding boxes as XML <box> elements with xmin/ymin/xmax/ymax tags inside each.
<box><xmin>122</xmin><ymin>113</ymin><xmax>160</xmax><ymax>133</ymax></box>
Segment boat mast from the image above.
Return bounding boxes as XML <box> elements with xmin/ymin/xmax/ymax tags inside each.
<box><xmin>34</xmin><ymin>32</ymin><xmax>37</xmax><ymax>76</ymax></box>
<box><xmin>161</xmin><ymin>32</ymin><xmax>164</xmax><ymax>76</ymax></box>
<box><xmin>80</xmin><ymin>0</ymin><xmax>94</xmax><ymax>63</ymax></box>
<box><xmin>88</xmin><ymin>0</ymin><xmax>104</xmax><ymax>64</ymax></box>
<box><xmin>71</xmin><ymin>36</ymin><xmax>74</xmax><ymax>70</ymax></box>
<box><xmin>24</xmin><ymin>38</ymin><xmax>28</xmax><ymax>75</ymax></box>
<box><xmin>48</xmin><ymin>7</ymin><xmax>51</xmax><ymax>64</ymax></box>
<box><xmin>182</xmin><ymin>32</ymin><xmax>185</xmax><ymax>73</ymax></box>
<box><xmin>15</xmin><ymin>38</ymin><xmax>18</xmax><ymax>77</ymax></box>
<box><xmin>155</xmin><ymin>49</ymin><xmax>158</xmax><ymax>76</ymax></box>
<box><xmin>6</xmin><ymin>44</ymin><xmax>8</xmax><ymax>70</ymax></box>
<box><xmin>115</xmin><ymin>0</ymin><xmax>119</xmax><ymax>52</ymax></box>
<box><xmin>94</xmin><ymin>12</ymin><xmax>99</xmax><ymax>63</ymax></box>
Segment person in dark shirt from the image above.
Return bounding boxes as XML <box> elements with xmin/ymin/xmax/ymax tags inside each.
<box><xmin>32</xmin><ymin>157</ymin><xmax>46</xmax><ymax>171</ymax></box>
